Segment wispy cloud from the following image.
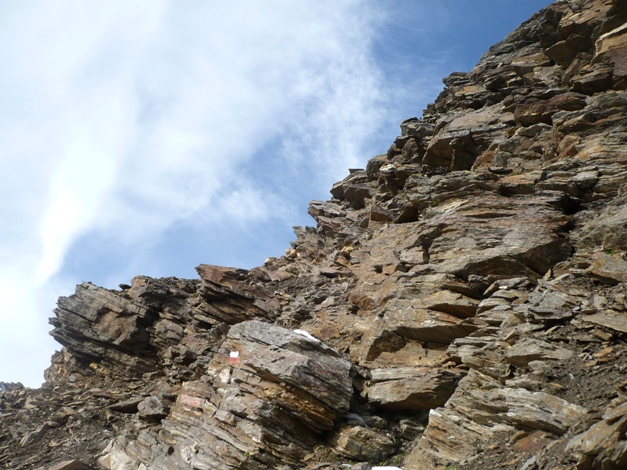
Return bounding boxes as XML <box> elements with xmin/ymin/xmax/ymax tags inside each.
<box><xmin>0</xmin><ymin>0</ymin><xmax>408</xmax><ymax>386</ymax></box>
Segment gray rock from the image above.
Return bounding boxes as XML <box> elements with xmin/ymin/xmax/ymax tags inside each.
<box><xmin>329</xmin><ymin>424</ymin><xmax>396</xmax><ymax>462</ymax></box>
<box><xmin>505</xmin><ymin>338</ymin><xmax>574</xmax><ymax>367</ymax></box>
<box><xmin>583</xmin><ymin>312</ymin><xmax>627</xmax><ymax>334</ymax></box>
<box><xmin>584</xmin><ymin>252</ymin><xmax>627</xmax><ymax>284</ymax></box>
<box><xmin>137</xmin><ymin>396</ymin><xmax>170</xmax><ymax>421</ymax></box>
<box><xmin>366</xmin><ymin>367</ymin><xmax>465</xmax><ymax>410</ymax></box>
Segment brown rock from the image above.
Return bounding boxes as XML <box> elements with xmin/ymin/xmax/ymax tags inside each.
<box><xmin>424</xmin><ymin>105</ymin><xmax>514</xmax><ymax>169</ymax></box>
<box><xmin>366</xmin><ymin>367</ymin><xmax>465</xmax><ymax>410</ymax></box>
<box><xmin>382</xmin><ymin>300</ymin><xmax>478</xmax><ymax>344</ymax></box>
<box><xmin>47</xmin><ymin>460</ymin><xmax>91</xmax><ymax>470</ymax></box>
<box><xmin>571</xmin><ymin>65</ymin><xmax>615</xmax><ymax>93</ymax></box>
<box><xmin>512</xmin><ymin>431</ymin><xmax>554</xmax><ymax>454</ymax></box>
<box><xmin>330</xmin><ymin>424</ymin><xmax>396</xmax><ymax>462</ymax></box>
<box><xmin>583</xmin><ymin>312</ymin><xmax>627</xmax><ymax>334</ymax></box>
<box><xmin>137</xmin><ymin>396</ymin><xmax>170</xmax><ymax>421</ymax></box>
<box><xmin>505</xmin><ymin>338</ymin><xmax>574</xmax><ymax>367</ymax></box>
<box><xmin>409</xmin><ymin>369</ymin><xmax>588</xmax><ymax>467</ymax></box>
<box><xmin>108</xmin><ymin>397</ymin><xmax>145</xmax><ymax>413</ymax></box>
<box><xmin>545</xmin><ymin>36</ymin><xmax>588</xmax><ymax>66</ymax></box>
<box><xmin>584</xmin><ymin>252</ymin><xmax>627</xmax><ymax>284</ymax></box>
<box><xmin>595</xmin><ymin>23</ymin><xmax>627</xmax><ymax>89</ymax></box>
<box><xmin>422</xmin><ymin>290</ymin><xmax>479</xmax><ymax>318</ymax></box>
<box><xmin>330</xmin><ymin>170</ymin><xmax>374</xmax><ymax>209</ymax></box>
<box><xmin>225</xmin><ymin>320</ymin><xmax>353</xmax><ymax>414</ymax></box>
<box><xmin>514</xmin><ymin>92</ymin><xmax>587</xmax><ymax>126</ymax></box>
<box><xmin>566</xmin><ymin>397</ymin><xmax>627</xmax><ymax>469</ymax></box>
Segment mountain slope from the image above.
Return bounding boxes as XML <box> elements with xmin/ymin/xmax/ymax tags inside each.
<box><xmin>1</xmin><ymin>1</ymin><xmax>626</xmax><ymax>469</ymax></box>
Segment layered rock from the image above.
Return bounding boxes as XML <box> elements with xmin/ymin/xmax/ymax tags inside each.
<box><xmin>99</xmin><ymin>320</ymin><xmax>354</xmax><ymax>469</ymax></box>
<box><xmin>2</xmin><ymin>1</ymin><xmax>627</xmax><ymax>469</ymax></box>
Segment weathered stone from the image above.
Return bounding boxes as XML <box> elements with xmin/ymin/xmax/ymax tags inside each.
<box><xmin>424</xmin><ymin>105</ymin><xmax>514</xmax><ymax>169</ymax></box>
<box><xmin>144</xmin><ymin>321</ymin><xmax>353</xmax><ymax>468</ymax></box>
<box><xmin>366</xmin><ymin>367</ymin><xmax>465</xmax><ymax>410</ymax></box>
<box><xmin>576</xmin><ymin>204</ymin><xmax>627</xmax><ymax>250</ymax></box>
<box><xmin>595</xmin><ymin>22</ymin><xmax>627</xmax><ymax>89</ymax></box>
<box><xmin>47</xmin><ymin>460</ymin><xmax>91</xmax><ymax>470</ymax></box>
<box><xmin>137</xmin><ymin>396</ymin><xmax>170</xmax><ymax>421</ymax></box>
<box><xmin>505</xmin><ymin>338</ymin><xmax>574</xmax><ymax>367</ymax></box>
<box><xmin>225</xmin><ymin>320</ymin><xmax>353</xmax><ymax>414</ymax></box>
<box><xmin>330</xmin><ymin>171</ymin><xmax>374</xmax><ymax>209</ymax></box>
<box><xmin>0</xmin><ymin>381</ymin><xmax>23</xmax><ymax>393</ymax></box>
<box><xmin>381</xmin><ymin>300</ymin><xmax>478</xmax><ymax>344</ymax></box>
<box><xmin>565</xmin><ymin>397</ymin><xmax>627</xmax><ymax>469</ymax></box>
<box><xmin>512</xmin><ymin>431</ymin><xmax>554</xmax><ymax>454</ymax></box>
<box><xmin>196</xmin><ymin>264</ymin><xmax>280</xmax><ymax>323</ymax></box>
<box><xmin>525</xmin><ymin>289</ymin><xmax>577</xmax><ymax>322</ymax></box>
<box><xmin>369</xmin><ymin>204</ymin><xmax>394</xmax><ymax>223</ymax></box>
<box><xmin>330</xmin><ymin>424</ymin><xmax>396</xmax><ymax>462</ymax></box>
<box><xmin>50</xmin><ymin>282</ymin><xmax>158</xmax><ymax>374</ymax></box>
<box><xmin>573</xmin><ymin>169</ymin><xmax>599</xmax><ymax>190</ymax></box>
<box><xmin>422</xmin><ymin>290</ymin><xmax>479</xmax><ymax>318</ymax></box>
<box><xmin>405</xmin><ymin>405</ymin><xmax>516</xmax><ymax>469</ymax></box>
<box><xmin>423</xmin><ymin>195</ymin><xmax>573</xmax><ymax>279</ymax></box>
<box><xmin>516</xmin><ymin>92</ymin><xmax>587</xmax><ymax>125</ymax></box>
<box><xmin>98</xmin><ymin>439</ymin><xmax>137</xmax><ymax>470</ymax></box>
<box><xmin>582</xmin><ymin>311</ymin><xmax>627</xmax><ymax>334</ymax></box>
<box><xmin>584</xmin><ymin>252</ymin><xmax>627</xmax><ymax>284</ymax></box>
<box><xmin>399</xmin><ymin>419</ymin><xmax>425</xmax><ymax>441</ymax></box>
<box><xmin>108</xmin><ymin>397</ymin><xmax>145</xmax><ymax>413</ymax></box>
<box><xmin>449</xmin><ymin>334</ymin><xmax>509</xmax><ymax>373</ymax></box>
<box><xmin>20</xmin><ymin>424</ymin><xmax>48</xmax><ymax>447</ymax></box>
<box><xmin>409</xmin><ymin>369</ymin><xmax>588</xmax><ymax>467</ymax></box>
<box><xmin>545</xmin><ymin>37</ymin><xmax>586</xmax><ymax>66</ymax></box>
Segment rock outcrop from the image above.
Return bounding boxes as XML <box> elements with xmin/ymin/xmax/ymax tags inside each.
<box><xmin>2</xmin><ymin>1</ymin><xmax>627</xmax><ymax>469</ymax></box>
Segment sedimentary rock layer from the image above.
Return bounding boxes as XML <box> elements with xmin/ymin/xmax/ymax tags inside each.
<box><xmin>1</xmin><ymin>1</ymin><xmax>627</xmax><ymax>469</ymax></box>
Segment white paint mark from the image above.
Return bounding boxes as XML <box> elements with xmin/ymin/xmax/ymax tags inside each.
<box><xmin>293</xmin><ymin>329</ymin><xmax>321</xmax><ymax>342</ymax></box>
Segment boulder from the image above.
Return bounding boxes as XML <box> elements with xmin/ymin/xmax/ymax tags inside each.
<box><xmin>330</xmin><ymin>424</ymin><xmax>396</xmax><ymax>462</ymax></box>
<box><xmin>584</xmin><ymin>252</ymin><xmax>627</xmax><ymax>284</ymax></box>
<box><xmin>505</xmin><ymin>338</ymin><xmax>574</xmax><ymax>367</ymax></box>
<box><xmin>365</xmin><ymin>367</ymin><xmax>465</xmax><ymax>410</ymax></box>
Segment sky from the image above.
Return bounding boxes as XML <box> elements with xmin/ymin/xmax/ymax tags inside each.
<box><xmin>0</xmin><ymin>0</ymin><xmax>553</xmax><ymax>387</ymax></box>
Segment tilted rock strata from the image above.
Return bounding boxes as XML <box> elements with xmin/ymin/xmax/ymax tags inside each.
<box><xmin>99</xmin><ymin>320</ymin><xmax>354</xmax><ymax>469</ymax></box>
<box><xmin>1</xmin><ymin>0</ymin><xmax>627</xmax><ymax>469</ymax></box>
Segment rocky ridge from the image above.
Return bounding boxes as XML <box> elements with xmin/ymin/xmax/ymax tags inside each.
<box><xmin>1</xmin><ymin>1</ymin><xmax>627</xmax><ymax>468</ymax></box>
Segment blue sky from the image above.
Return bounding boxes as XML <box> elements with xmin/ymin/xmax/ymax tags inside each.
<box><xmin>0</xmin><ymin>0</ymin><xmax>552</xmax><ymax>387</ymax></box>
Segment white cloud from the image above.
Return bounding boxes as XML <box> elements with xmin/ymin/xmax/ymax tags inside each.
<box><xmin>0</xmin><ymin>272</ymin><xmax>65</xmax><ymax>386</ymax></box>
<box><xmin>0</xmin><ymin>0</ymin><xmax>553</xmax><ymax>389</ymax></box>
<box><xmin>0</xmin><ymin>0</ymin><xmax>401</xmax><ymax>386</ymax></box>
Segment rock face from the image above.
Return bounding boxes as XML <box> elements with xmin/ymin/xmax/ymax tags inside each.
<box><xmin>2</xmin><ymin>1</ymin><xmax>627</xmax><ymax>469</ymax></box>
